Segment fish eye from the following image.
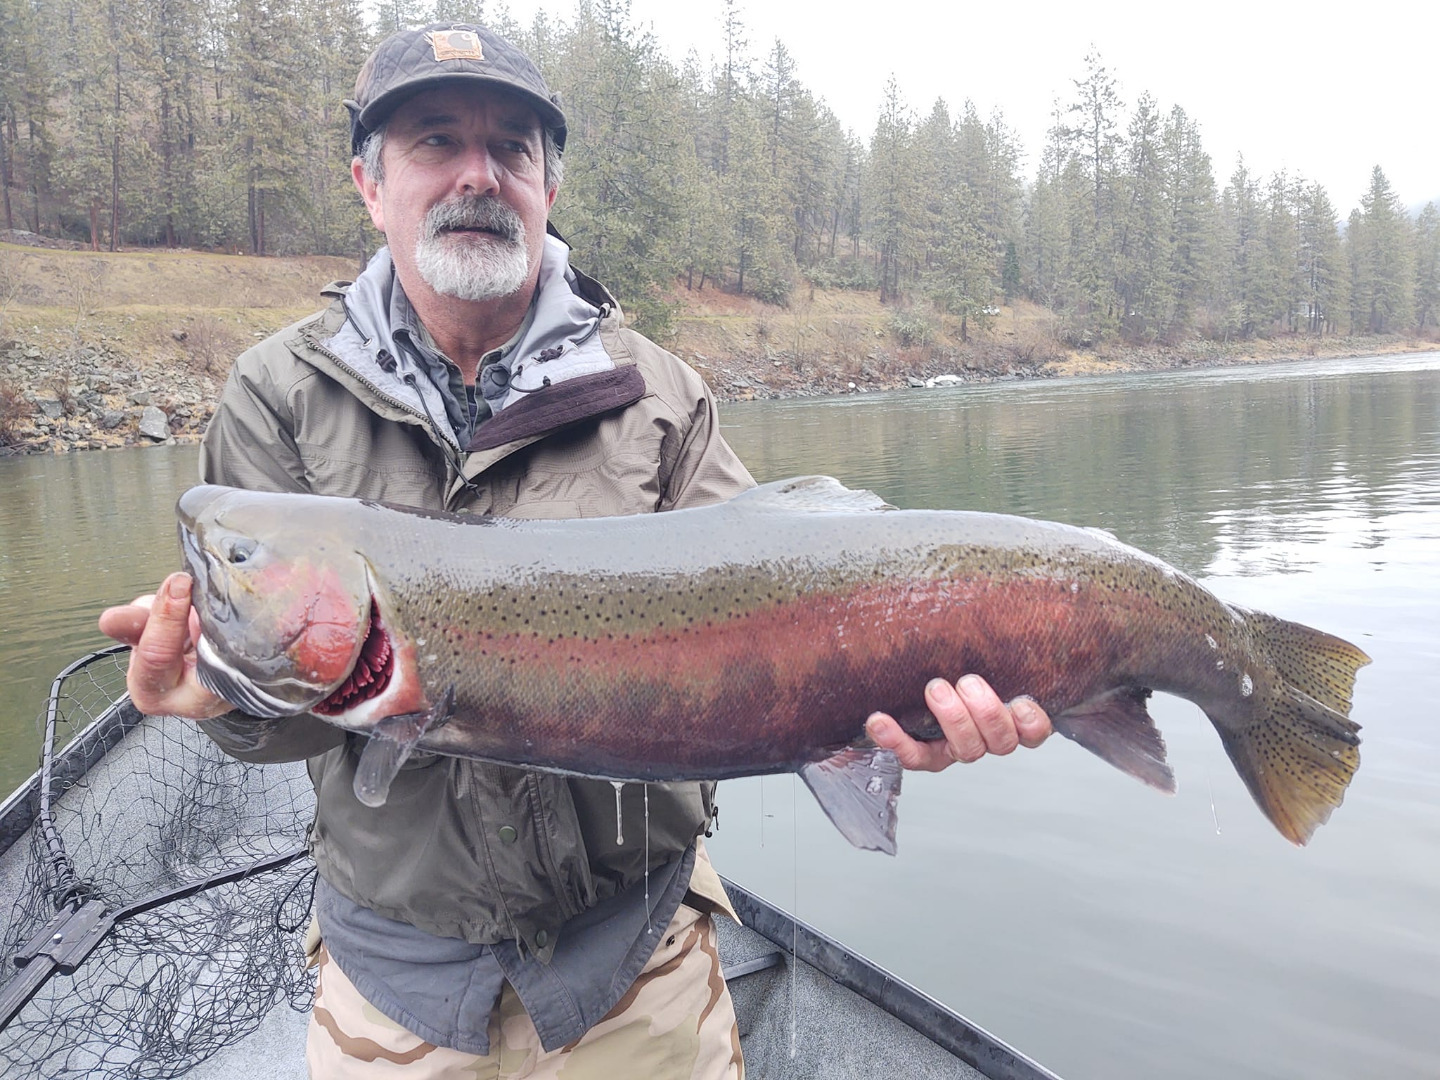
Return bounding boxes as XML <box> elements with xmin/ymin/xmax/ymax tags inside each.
<box><xmin>223</xmin><ymin>537</ymin><xmax>258</xmax><ymax>565</ymax></box>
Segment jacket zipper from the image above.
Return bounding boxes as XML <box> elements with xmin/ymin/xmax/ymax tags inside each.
<box><xmin>305</xmin><ymin>334</ymin><xmax>470</xmax><ymax>498</ymax></box>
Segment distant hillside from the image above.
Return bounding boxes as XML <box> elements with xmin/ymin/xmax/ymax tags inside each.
<box><xmin>1</xmin><ymin>240</ymin><xmax>1432</xmax><ymax>455</ymax></box>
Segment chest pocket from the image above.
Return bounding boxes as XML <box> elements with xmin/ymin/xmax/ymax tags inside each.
<box><xmin>487</xmin><ymin>421</ymin><xmax>664</xmax><ymax>519</ymax></box>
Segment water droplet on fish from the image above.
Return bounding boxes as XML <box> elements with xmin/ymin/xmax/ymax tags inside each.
<box><xmin>1239</xmin><ymin>672</ymin><xmax>1254</xmax><ymax>697</ymax></box>
<box><xmin>1070</xmin><ymin>582</ymin><xmax>1079</xmax><ymax>593</ymax></box>
<box><xmin>865</xmin><ymin>776</ymin><xmax>884</xmax><ymax>795</ymax></box>
<box><xmin>415</xmin><ymin>637</ymin><xmax>427</xmax><ymax>647</ymax></box>
<box><xmin>424</xmin><ymin>654</ymin><xmax>437</xmax><ymax>664</ymax></box>
<box><xmin>1206</xmin><ymin>634</ymin><xmax>1218</xmax><ymax>650</ymax></box>
<box><xmin>611</xmin><ymin>781</ymin><xmax>624</xmax><ymax>845</ymax></box>
<box><xmin>644</xmin><ymin>784</ymin><xmax>651</xmax><ymax>928</ymax></box>
<box><xmin>1215</xmin><ymin>658</ymin><xmax>1225</xmax><ymax>669</ymax></box>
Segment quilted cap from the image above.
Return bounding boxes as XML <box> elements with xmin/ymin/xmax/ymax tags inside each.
<box><xmin>346</xmin><ymin>23</ymin><xmax>566</xmax><ymax>156</ymax></box>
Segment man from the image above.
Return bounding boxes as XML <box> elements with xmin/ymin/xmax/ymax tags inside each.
<box><xmin>99</xmin><ymin>22</ymin><xmax>1052</xmax><ymax>1078</ymax></box>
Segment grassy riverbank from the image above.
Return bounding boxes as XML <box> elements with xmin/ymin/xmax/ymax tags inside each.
<box><xmin>2</xmin><ymin>238</ymin><xmax>1434</xmax><ymax>454</ymax></box>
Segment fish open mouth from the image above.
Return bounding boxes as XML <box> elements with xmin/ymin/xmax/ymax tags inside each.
<box><xmin>312</xmin><ymin>601</ymin><xmax>394</xmax><ymax>716</ymax></box>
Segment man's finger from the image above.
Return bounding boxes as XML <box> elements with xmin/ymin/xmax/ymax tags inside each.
<box><xmin>1011</xmin><ymin>697</ymin><xmax>1053</xmax><ymax>748</ymax></box>
<box><xmin>131</xmin><ymin>574</ymin><xmax>195</xmax><ymax>700</ymax></box>
<box><xmin>866</xmin><ymin>713</ymin><xmax>949</xmax><ymax>772</ymax></box>
<box><xmin>98</xmin><ymin>604</ymin><xmax>150</xmax><ymax>646</ymax></box>
<box><xmin>954</xmin><ymin>675</ymin><xmax>1020</xmax><ymax>756</ymax></box>
<box><xmin>927</xmin><ymin>678</ymin><xmax>989</xmax><ymax>762</ymax></box>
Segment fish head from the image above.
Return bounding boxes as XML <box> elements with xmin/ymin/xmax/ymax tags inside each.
<box><xmin>177</xmin><ymin>485</ymin><xmax>374</xmax><ymax>718</ymax></box>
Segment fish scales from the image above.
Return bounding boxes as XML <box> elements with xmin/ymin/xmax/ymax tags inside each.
<box><xmin>373</xmin><ymin>525</ymin><xmax>1186</xmax><ymax>773</ymax></box>
<box><xmin>177</xmin><ymin>476</ymin><xmax>1368</xmax><ymax>849</ymax></box>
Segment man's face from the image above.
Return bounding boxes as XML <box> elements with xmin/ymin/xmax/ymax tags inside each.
<box><xmin>353</xmin><ymin>85</ymin><xmax>557</xmax><ymax>303</ymax></box>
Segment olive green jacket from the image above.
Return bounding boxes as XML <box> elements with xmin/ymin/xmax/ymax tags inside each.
<box><xmin>196</xmin><ymin>250</ymin><xmax>753</xmax><ymax>955</ymax></box>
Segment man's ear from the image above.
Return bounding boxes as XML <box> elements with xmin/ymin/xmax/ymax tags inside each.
<box><xmin>352</xmin><ymin>158</ymin><xmax>386</xmax><ymax>233</ymax></box>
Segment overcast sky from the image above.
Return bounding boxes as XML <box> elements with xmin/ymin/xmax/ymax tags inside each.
<box><xmin>498</xmin><ymin>0</ymin><xmax>1436</xmax><ymax>214</ymax></box>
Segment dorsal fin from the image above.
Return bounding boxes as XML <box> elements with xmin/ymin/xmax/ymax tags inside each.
<box><xmin>730</xmin><ymin>476</ymin><xmax>895</xmax><ymax>514</ymax></box>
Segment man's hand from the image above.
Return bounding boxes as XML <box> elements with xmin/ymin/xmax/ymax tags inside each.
<box><xmin>98</xmin><ymin>572</ymin><xmax>231</xmax><ymax>720</ymax></box>
<box><xmin>865</xmin><ymin>675</ymin><xmax>1051</xmax><ymax>772</ymax></box>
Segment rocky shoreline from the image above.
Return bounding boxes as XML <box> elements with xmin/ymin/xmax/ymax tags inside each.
<box><xmin>0</xmin><ymin>340</ymin><xmax>219</xmax><ymax>456</ymax></box>
<box><xmin>1</xmin><ymin>329</ymin><xmax>1432</xmax><ymax>457</ymax></box>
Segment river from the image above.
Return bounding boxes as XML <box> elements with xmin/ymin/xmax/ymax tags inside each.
<box><xmin>1</xmin><ymin>352</ymin><xmax>1437</xmax><ymax>1079</ymax></box>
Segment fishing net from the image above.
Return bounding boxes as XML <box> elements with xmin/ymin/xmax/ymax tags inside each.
<box><xmin>0</xmin><ymin>647</ymin><xmax>318</xmax><ymax>1079</ymax></box>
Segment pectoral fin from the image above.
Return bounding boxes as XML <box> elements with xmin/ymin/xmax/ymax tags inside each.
<box><xmin>799</xmin><ymin>747</ymin><xmax>904</xmax><ymax>855</ymax></box>
<box><xmin>1053</xmin><ymin>686</ymin><xmax>1175</xmax><ymax>792</ymax></box>
<box><xmin>353</xmin><ymin>686</ymin><xmax>456</xmax><ymax>808</ymax></box>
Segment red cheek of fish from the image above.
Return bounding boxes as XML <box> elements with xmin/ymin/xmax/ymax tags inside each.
<box><xmin>256</xmin><ymin>562</ymin><xmax>367</xmax><ymax>687</ymax></box>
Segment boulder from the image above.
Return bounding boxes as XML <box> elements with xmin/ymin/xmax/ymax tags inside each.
<box><xmin>138</xmin><ymin>406</ymin><xmax>170</xmax><ymax>441</ymax></box>
<box><xmin>130</xmin><ymin>390</ymin><xmax>153</xmax><ymax>406</ymax></box>
<box><xmin>37</xmin><ymin>397</ymin><xmax>64</xmax><ymax>419</ymax></box>
<box><xmin>100</xmin><ymin>410</ymin><xmax>126</xmax><ymax>430</ymax></box>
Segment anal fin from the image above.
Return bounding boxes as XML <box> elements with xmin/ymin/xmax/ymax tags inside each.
<box><xmin>1053</xmin><ymin>686</ymin><xmax>1175</xmax><ymax>793</ymax></box>
<box><xmin>353</xmin><ymin>686</ymin><xmax>456</xmax><ymax>808</ymax></box>
<box><xmin>799</xmin><ymin>747</ymin><xmax>903</xmax><ymax>855</ymax></box>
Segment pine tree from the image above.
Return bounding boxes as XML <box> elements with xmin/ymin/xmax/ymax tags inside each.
<box><xmin>1296</xmin><ymin>182</ymin><xmax>1341</xmax><ymax>334</ymax></box>
<box><xmin>1113</xmin><ymin>93</ymin><xmax>1172</xmax><ymax>340</ymax></box>
<box><xmin>1159</xmin><ymin>105</ymin><xmax>1218</xmax><ymax>337</ymax></box>
<box><xmin>864</xmin><ymin>76</ymin><xmax>917</xmax><ymax>304</ymax></box>
<box><xmin>1414</xmin><ymin>203</ymin><xmax>1440</xmax><ymax>331</ymax></box>
<box><xmin>1062</xmin><ymin>50</ymin><xmax>1122</xmax><ymax>335</ymax></box>
<box><xmin>1219</xmin><ymin>158</ymin><xmax>1273</xmax><ymax>337</ymax></box>
<box><xmin>1346</xmin><ymin>166</ymin><xmax>1414</xmax><ymax>333</ymax></box>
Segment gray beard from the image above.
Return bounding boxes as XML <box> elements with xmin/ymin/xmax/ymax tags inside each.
<box><xmin>412</xmin><ymin>196</ymin><xmax>531</xmax><ymax>302</ymax></box>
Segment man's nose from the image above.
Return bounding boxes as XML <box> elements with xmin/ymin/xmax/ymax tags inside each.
<box><xmin>455</xmin><ymin>144</ymin><xmax>501</xmax><ymax>196</ymax></box>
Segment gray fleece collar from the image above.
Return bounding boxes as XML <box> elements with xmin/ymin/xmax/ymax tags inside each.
<box><xmin>323</xmin><ymin>236</ymin><xmax>616</xmax><ymax>449</ymax></box>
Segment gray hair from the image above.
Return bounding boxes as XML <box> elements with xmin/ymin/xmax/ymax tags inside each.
<box><xmin>356</xmin><ymin>124</ymin><xmax>564</xmax><ymax>194</ymax></box>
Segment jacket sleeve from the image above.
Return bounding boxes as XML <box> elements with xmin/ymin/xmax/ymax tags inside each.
<box><xmin>198</xmin><ymin>347</ymin><xmax>309</xmax><ymax>494</ymax></box>
<box><xmin>197</xmin><ymin>711</ymin><xmax>347</xmax><ymax>764</ymax></box>
<box><xmin>193</xmin><ymin>338</ymin><xmax>348</xmax><ymax>763</ymax></box>
<box><xmin>657</xmin><ymin>367</ymin><xmax>755</xmax><ymax>513</ymax></box>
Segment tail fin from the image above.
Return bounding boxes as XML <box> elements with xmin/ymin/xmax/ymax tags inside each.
<box><xmin>1217</xmin><ymin>613</ymin><xmax>1369</xmax><ymax>845</ymax></box>
<box><xmin>1235</xmin><ymin>607</ymin><xmax>1370</xmax><ymax>713</ymax></box>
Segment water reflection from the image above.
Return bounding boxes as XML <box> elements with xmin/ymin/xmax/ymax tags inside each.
<box><xmin>0</xmin><ymin>354</ymin><xmax>1437</xmax><ymax>1080</ymax></box>
<box><xmin>0</xmin><ymin>445</ymin><xmax>198</xmax><ymax>792</ymax></box>
<box><xmin>723</xmin><ymin>352</ymin><xmax>1440</xmax><ymax>580</ymax></box>
<box><xmin>715</xmin><ymin>352</ymin><xmax>1440</xmax><ymax>1080</ymax></box>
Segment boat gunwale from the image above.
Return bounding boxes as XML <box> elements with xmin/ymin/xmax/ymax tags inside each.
<box><xmin>720</xmin><ymin>877</ymin><xmax>1063</xmax><ymax>1080</ymax></box>
<box><xmin>0</xmin><ymin>647</ymin><xmax>1064</xmax><ymax>1080</ymax></box>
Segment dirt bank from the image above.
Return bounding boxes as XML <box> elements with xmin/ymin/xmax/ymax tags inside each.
<box><xmin>1</xmin><ymin>239</ymin><xmax>1433</xmax><ymax>455</ymax></box>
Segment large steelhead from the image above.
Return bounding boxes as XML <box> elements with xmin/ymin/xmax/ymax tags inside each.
<box><xmin>177</xmin><ymin>477</ymin><xmax>1367</xmax><ymax>851</ymax></box>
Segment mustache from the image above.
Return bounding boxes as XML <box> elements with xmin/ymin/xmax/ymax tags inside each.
<box><xmin>423</xmin><ymin>196</ymin><xmax>525</xmax><ymax>244</ymax></box>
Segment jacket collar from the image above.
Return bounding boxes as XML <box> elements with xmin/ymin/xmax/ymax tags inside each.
<box><xmin>319</xmin><ymin>237</ymin><xmax>636</xmax><ymax>452</ymax></box>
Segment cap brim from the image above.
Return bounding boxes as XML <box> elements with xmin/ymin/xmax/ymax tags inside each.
<box><xmin>355</xmin><ymin>72</ymin><xmax>565</xmax><ymax>144</ymax></box>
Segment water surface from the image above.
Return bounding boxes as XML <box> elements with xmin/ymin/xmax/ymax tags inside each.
<box><xmin>0</xmin><ymin>353</ymin><xmax>1436</xmax><ymax>1079</ymax></box>
<box><xmin>708</xmin><ymin>352</ymin><xmax>1440</xmax><ymax>1080</ymax></box>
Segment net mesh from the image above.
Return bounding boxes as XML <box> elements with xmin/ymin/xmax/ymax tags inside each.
<box><xmin>0</xmin><ymin>649</ymin><xmax>318</xmax><ymax>1079</ymax></box>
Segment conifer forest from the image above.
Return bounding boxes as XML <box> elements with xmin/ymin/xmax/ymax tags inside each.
<box><xmin>1</xmin><ymin>0</ymin><xmax>1435</xmax><ymax>344</ymax></box>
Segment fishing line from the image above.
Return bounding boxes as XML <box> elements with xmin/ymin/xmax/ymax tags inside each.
<box><xmin>790</xmin><ymin>773</ymin><xmax>798</xmax><ymax>1060</ymax></box>
<box><xmin>1203</xmin><ymin>756</ymin><xmax>1222</xmax><ymax>835</ymax></box>
<box><xmin>643</xmin><ymin>783</ymin><xmax>651</xmax><ymax>928</ymax></box>
<box><xmin>611</xmin><ymin>781</ymin><xmax>624</xmax><ymax>846</ymax></box>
